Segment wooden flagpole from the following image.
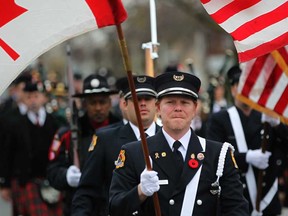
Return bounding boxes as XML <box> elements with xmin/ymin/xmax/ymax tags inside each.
<box><xmin>256</xmin><ymin>122</ymin><xmax>270</xmax><ymax>212</ymax></box>
<box><xmin>116</xmin><ymin>24</ymin><xmax>161</xmax><ymax>216</ymax></box>
<box><xmin>66</xmin><ymin>45</ymin><xmax>80</xmax><ymax>168</ymax></box>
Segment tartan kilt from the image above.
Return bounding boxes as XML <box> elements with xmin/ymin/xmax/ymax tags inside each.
<box><xmin>11</xmin><ymin>179</ymin><xmax>63</xmax><ymax>216</ymax></box>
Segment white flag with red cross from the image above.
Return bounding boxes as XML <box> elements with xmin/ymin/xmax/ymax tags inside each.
<box><xmin>0</xmin><ymin>0</ymin><xmax>127</xmax><ymax>95</ymax></box>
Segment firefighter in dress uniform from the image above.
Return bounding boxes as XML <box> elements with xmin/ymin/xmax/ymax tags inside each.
<box><xmin>109</xmin><ymin>71</ymin><xmax>249</xmax><ymax>216</ymax></box>
<box><xmin>206</xmin><ymin>65</ymin><xmax>288</xmax><ymax>216</ymax></box>
<box><xmin>71</xmin><ymin>75</ymin><xmax>161</xmax><ymax>216</ymax></box>
<box><xmin>47</xmin><ymin>74</ymin><xmax>120</xmax><ymax>216</ymax></box>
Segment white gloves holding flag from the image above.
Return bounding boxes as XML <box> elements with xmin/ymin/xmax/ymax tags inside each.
<box><xmin>140</xmin><ymin>169</ymin><xmax>160</xmax><ymax>196</ymax></box>
<box><xmin>261</xmin><ymin>113</ymin><xmax>280</xmax><ymax>127</ymax></box>
<box><xmin>66</xmin><ymin>165</ymin><xmax>81</xmax><ymax>187</ymax></box>
<box><xmin>251</xmin><ymin>209</ymin><xmax>263</xmax><ymax>216</ymax></box>
<box><xmin>246</xmin><ymin>149</ymin><xmax>271</xmax><ymax>169</ymax></box>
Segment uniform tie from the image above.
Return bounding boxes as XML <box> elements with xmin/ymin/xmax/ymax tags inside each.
<box><xmin>173</xmin><ymin>140</ymin><xmax>184</xmax><ymax>172</ymax></box>
<box><xmin>35</xmin><ymin>113</ymin><xmax>40</xmax><ymax>127</ymax></box>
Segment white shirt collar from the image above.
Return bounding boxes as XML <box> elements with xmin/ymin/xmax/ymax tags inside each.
<box><xmin>18</xmin><ymin>103</ymin><xmax>28</xmax><ymax>115</ymax></box>
<box><xmin>27</xmin><ymin>107</ymin><xmax>46</xmax><ymax>126</ymax></box>
<box><xmin>129</xmin><ymin>121</ymin><xmax>156</xmax><ymax>140</ymax></box>
<box><xmin>162</xmin><ymin>128</ymin><xmax>191</xmax><ymax>152</ymax></box>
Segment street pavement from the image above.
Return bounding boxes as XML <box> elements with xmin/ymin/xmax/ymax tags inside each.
<box><xmin>0</xmin><ymin>195</ymin><xmax>288</xmax><ymax>216</ymax></box>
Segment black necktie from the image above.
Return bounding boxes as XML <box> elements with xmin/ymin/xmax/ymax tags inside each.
<box><xmin>173</xmin><ymin>141</ymin><xmax>184</xmax><ymax>172</ymax></box>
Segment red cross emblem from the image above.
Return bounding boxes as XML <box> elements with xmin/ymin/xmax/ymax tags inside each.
<box><xmin>0</xmin><ymin>0</ymin><xmax>28</xmax><ymax>60</ymax></box>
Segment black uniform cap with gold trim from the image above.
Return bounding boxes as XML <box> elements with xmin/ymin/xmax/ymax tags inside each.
<box><xmin>155</xmin><ymin>71</ymin><xmax>201</xmax><ymax>100</ymax></box>
<box><xmin>73</xmin><ymin>74</ymin><xmax>118</xmax><ymax>97</ymax></box>
<box><xmin>116</xmin><ymin>75</ymin><xmax>157</xmax><ymax>100</ymax></box>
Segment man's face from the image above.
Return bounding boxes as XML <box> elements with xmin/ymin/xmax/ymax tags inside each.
<box><xmin>157</xmin><ymin>95</ymin><xmax>197</xmax><ymax>134</ymax></box>
<box><xmin>84</xmin><ymin>94</ymin><xmax>112</xmax><ymax>123</ymax></box>
<box><xmin>125</xmin><ymin>95</ymin><xmax>156</xmax><ymax>128</ymax></box>
<box><xmin>26</xmin><ymin>91</ymin><xmax>47</xmax><ymax>112</ymax></box>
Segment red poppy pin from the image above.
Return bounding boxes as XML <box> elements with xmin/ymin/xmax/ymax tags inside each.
<box><xmin>188</xmin><ymin>159</ymin><xmax>199</xmax><ymax>169</ymax></box>
<box><xmin>188</xmin><ymin>153</ymin><xmax>200</xmax><ymax>169</ymax></box>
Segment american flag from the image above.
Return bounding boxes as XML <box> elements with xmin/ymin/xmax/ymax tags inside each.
<box><xmin>201</xmin><ymin>0</ymin><xmax>288</xmax><ymax>63</ymax></box>
<box><xmin>237</xmin><ymin>46</ymin><xmax>288</xmax><ymax>124</ymax></box>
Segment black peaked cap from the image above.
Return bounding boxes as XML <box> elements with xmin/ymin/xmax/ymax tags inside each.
<box><xmin>116</xmin><ymin>75</ymin><xmax>157</xmax><ymax>99</ymax></box>
<box><xmin>155</xmin><ymin>71</ymin><xmax>201</xmax><ymax>99</ymax></box>
<box><xmin>73</xmin><ymin>74</ymin><xmax>117</xmax><ymax>97</ymax></box>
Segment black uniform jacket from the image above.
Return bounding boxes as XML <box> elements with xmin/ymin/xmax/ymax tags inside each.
<box><xmin>0</xmin><ymin>107</ymin><xmax>58</xmax><ymax>187</ymax></box>
<box><xmin>109</xmin><ymin>129</ymin><xmax>249</xmax><ymax>216</ymax></box>
<box><xmin>206</xmin><ymin>107</ymin><xmax>288</xmax><ymax>215</ymax></box>
<box><xmin>47</xmin><ymin>111</ymin><xmax>120</xmax><ymax>216</ymax></box>
<box><xmin>71</xmin><ymin>122</ymin><xmax>161</xmax><ymax>216</ymax></box>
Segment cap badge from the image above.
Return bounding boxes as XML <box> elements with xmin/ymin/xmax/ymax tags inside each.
<box><xmin>173</xmin><ymin>74</ymin><xmax>184</xmax><ymax>81</ymax></box>
<box><xmin>137</xmin><ymin>77</ymin><xmax>146</xmax><ymax>83</ymax></box>
<box><xmin>90</xmin><ymin>79</ymin><xmax>100</xmax><ymax>88</ymax></box>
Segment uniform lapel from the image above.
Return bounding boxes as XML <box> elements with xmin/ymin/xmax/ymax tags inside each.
<box><xmin>118</xmin><ymin>124</ymin><xmax>138</xmax><ymax>143</ymax></box>
<box><xmin>174</xmin><ymin>131</ymin><xmax>205</xmax><ymax>194</ymax></box>
<box><xmin>148</xmin><ymin>131</ymin><xmax>180</xmax><ymax>184</ymax></box>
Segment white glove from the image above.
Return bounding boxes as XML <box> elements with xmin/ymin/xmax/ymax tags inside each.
<box><xmin>261</xmin><ymin>113</ymin><xmax>280</xmax><ymax>127</ymax></box>
<box><xmin>140</xmin><ymin>169</ymin><xmax>160</xmax><ymax>196</ymax></box>
<box><xmin>246</xmin><ymin>149</ymin><xmax>271</xmax><ymax>170</ymax></box>
<box><xmin>66</xmin><ymin>165</ymin><xmax>81</xmax><ymax>187</ymax></box>
<box><xmin>251</xmin><ymin>209</ymin><xmax>263</xmax><ymax>216</ymax></box>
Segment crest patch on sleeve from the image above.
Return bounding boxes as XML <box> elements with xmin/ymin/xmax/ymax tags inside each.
<box><xmin>115</xmin><ymin>150</ymin><xmax>126</xmax><ymax>169</ymax></box>
<box><xmin>88</xmin><ymin>135</ymin><xmax>98</xmax><ymax>152</ymax></box>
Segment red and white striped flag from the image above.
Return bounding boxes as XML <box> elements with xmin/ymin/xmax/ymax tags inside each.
<box><xmin>0</xmin><ymin>0</ymin><xmax>127</xmax><ymax>95</ymax></box>
<box><xmin>201</xmin><ymin>0</ymin><xmax>288</xmax><ymax>63</ymax></box>
<box><xmin>237</xmin><ymin>46</ymin><xmax>288</xmax><ymax>124</ymax></box>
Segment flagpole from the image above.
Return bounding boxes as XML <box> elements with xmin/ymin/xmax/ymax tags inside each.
<box><xmin>66</xmin><ymin>45</ymin><xmax>80</xmax><ymax>168</ymax></box>
<box><xmin>142</xmin><ymin>0</ymin><xmax>159</xmax><ymax>77</ymax></box>
<box><xmin>116</xmin><ymin>24</ymin><xmax>161</xmax><ymax>216</ymax></box>
<box><xmin>256</xmin><ymin>122</ymin><xmax>269</xmax><ymax>212</ymax></box>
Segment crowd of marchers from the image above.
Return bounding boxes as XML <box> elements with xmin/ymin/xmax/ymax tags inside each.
<box><xmin>0</xmin><ymin>65</ymin><xmax>288</xmax><ymax>216</ymax></box>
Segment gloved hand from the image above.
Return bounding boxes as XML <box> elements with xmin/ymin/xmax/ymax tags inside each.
<box><xmin>261</xmin><ymin>113</ymin><xmax>280</xmax><ymax>127</ymax></box>
<box><xmin>251</xmin><ymin>209</ymin><xmax>263</xmax><ymax>216</ymax></box>
<box><xmin>66</xmin><ymin>165</ymin><xmax>81</xmax><ymax>187</ymax></box>
<box><xmin>140</xmin><ymin>169</ymin><xmax>160</xmax><ymax>196</ymax></box>
<box><xmin>246</xmin><ymin>149</ymin><xmax>271</xmax><ymax>169</ymax></box>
